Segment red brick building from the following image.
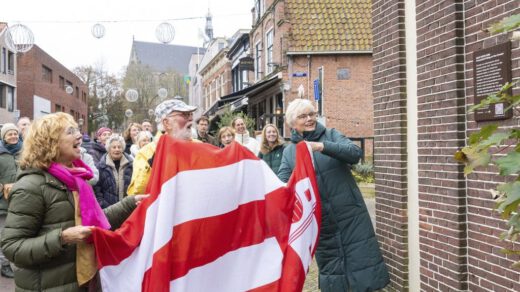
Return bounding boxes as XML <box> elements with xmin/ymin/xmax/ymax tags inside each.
<box><xmin>17</xmin><ymin>45</ymin><xmax>88</xmax><ymax>131</ymax></box>
<box><xmin>200</xmin><ymin>38</ymin><xmax>233</xmax><ymax>114</ymax></box>
<box><xmin>373</xmin><ymin>0</ymin><xmax>520</xmax><ymax>291</ymax></box>
<box><xmin>248</xmin><ymin>0</ymin><xmax>373</xmax><ymax>147</ymax></box>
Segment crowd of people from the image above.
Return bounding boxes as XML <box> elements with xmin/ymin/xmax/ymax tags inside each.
<box><xmin>0</xmin><ymin>97</ymin><xmax>389</xmax><ymax>291</ymax></box>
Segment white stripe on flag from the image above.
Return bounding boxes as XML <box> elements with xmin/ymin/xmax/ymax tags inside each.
<box><xmin>170</xmin><ymin>237</ymin><xmax>283</xmax><ymax>291</ymax></box>
<box><xmin>100</xmin><ymin>159</ymin><xmax>284</xmax><ymax>292</ymax></box>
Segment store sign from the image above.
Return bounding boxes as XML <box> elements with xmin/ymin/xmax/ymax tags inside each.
<box><xmin>239</xmin><ymin>57</ymin><xmax>254</xmax><ymax>71</ymax></box>
<box><xmin>472</xmin><ymin>42</ymin><xmax>512</xmax><ymax>122</ymax></box>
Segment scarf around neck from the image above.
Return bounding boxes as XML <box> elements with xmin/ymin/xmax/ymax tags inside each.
<box><xmin>47</xmin><ymin>159</ymin><xmax>111</xmax><ymax>230</ymax></box>
<box><xmin>4</xmin><ymin>140</ymin><xmax>22</xmax><ymax>154</ymax></box>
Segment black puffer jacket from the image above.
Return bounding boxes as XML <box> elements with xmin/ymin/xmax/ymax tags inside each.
<box><xmin>87</xmin><ymin>142</ymin><xmax>106</xmax><ymax>166</ymax></box>
<box><xmin>94</xmin><ymin>153</ymin><xmax>133</xmax><ymax>208</ymax></box>
<box><xmin>278</xmin><ymin>123</ymin><xmax>389</xmax><ymax>292</ymax></box>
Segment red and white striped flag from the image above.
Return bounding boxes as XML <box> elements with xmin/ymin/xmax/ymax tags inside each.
<box><xmin>92</xmin><ymin>136</ymin><xmax>321</xmax><ymax>292</ymax></box>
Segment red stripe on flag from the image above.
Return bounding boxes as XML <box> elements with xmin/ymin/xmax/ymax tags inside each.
<box><xmin>140</xmin><ymin>187</ymin><xmax>295</xmax><ymax>291</ymax></box>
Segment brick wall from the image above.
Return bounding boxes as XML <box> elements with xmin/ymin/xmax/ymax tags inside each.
<box><xmin>415</xmin><ymin>0</ymin><xmax>468</xmax><ymax>290</ymax></box>
<box><xmin>372</xmin><ymin>0</ymin><xmax>409</xmax><ymax>290</ymax></box>
<box><xmin>284</xmin><ymin>54</ymin><xmax>373</xmax><ymax>140</ymax></box>
<box><xmin>17</xmin><ymin>45</ymin><xmax>88</xmax><ymax>125</ymax></box>
<box><xmin>373</xmin><ymin>0</ymin><xmax>520</xmax><ymax>290</ymax></box>
<box><xmin>464</xmin><ymin>0</ymin><xmax>520</xmax><ymax>291</ymax></box>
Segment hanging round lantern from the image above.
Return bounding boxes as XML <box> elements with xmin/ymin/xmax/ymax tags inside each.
<box><xmin>4</xmin><ymin>24</ymin><xmax>35</xmax><ymax>53</ymax></box>
<box><xmin>125</xmin><ymin>89</ymin><xmax>139</xmax><ymax>102</ymax></box>
<box><xmin>98</xmin><ymin>103</ymin><xmax>103</xmax><ymax>110</ymax></box>
<box><xmin>125</xmin><ymin>109</ymin><xmax>133</xmax><ymax>118</ymax></box>
<box><xmin>148</xmin><ymin>109</ymin><xmax>155</xmax><ymax>116</ymax></box>
<box><xmin>65</xmin><ymin>86</ymin><xmax>74</xmax><ymax>95</ymax></box>
<box><xmin>155</xmin><ymin>22</ymin><xmax>175</xmax><ymax>44</ymax></box>
<box><xmin>157</xmin><ymin>88</ymin><xmax>168</xmax><ymax>99</ymax></box>
<box><xmin>91</xmin><ymin>23</ymin><xmax>105</xmax><ymax>39</ymax></box>
<box><xmin>96</xmin><ymin>88</ymin><xmax>107</xmax><ymax>99</ymax></box>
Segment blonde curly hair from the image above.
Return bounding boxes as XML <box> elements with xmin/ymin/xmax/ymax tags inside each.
<box><xmin>19</xmin><ymin>112</ymin><xmax>77</xmax><ymax>170</ymax></box>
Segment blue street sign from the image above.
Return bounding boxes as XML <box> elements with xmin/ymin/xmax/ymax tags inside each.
<box><xmin>313</xmin><ymin>79</ymin><xmax>320</xmax><ymax>101</ymax></box>
<box><xmin>292</xmin><ymin>72</ymin><xmax>307</xmax><ymax>77</ymax></box>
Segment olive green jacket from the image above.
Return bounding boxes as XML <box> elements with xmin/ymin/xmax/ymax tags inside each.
<box><xmin>0</xmin><ymin>142</ymin><xmax>21</xmax><ymax>215</ymax></box>
<box><xmin>0</xmin><ymin>168</ymin><xmax>137</xmax><ymax>292</ymax></box>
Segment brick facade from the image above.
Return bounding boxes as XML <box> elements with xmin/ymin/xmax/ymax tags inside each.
<box><xmin>17</xmin><ymin>45</ymin><xmax>88</xmax><ymax>131</ymax></box>
<box><xmin>372</xmin><ymin>0</ymin><xmax>409</xmax><ymax>289</ymax></box>
<box><xmin>373</xmin><ymin>0</ymin><xmax>520</xmax><ymax>291</ymax></box>
<box><xmin>248</xmin><ymin>0</ymin><xmax>374</xmax><ymax>152</ymax></box>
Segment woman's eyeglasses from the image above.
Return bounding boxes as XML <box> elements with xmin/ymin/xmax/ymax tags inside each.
<box><xmin>296</xmin><ymin>112</ymin><xmax>317</xmax><ymax>120</ymax></box>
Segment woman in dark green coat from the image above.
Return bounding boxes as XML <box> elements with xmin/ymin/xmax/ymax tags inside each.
<box><xmin>258</xmin><ymin>123</ymin><xmax>285</xmax><ymax>173</ymax></box>
<box><xmin>278</xmin><ymin>99</ymin><xmax>389</xmax><ymax>292</ymax></box>
<box><xmin>0</xmin><ymin>113</ymin><xmax>147</xmax><ymax>292</ymax></box>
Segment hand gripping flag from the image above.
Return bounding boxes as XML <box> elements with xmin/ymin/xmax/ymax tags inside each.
<box><xmin>92</xmin><ymin>136</ymin><xmax>321</xmax><ymax>292</ymax></box>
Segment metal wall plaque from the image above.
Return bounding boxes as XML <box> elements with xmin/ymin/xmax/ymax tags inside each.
<box><xmin>472</xmin><ymin>42</ymin><xmax>512</xmax><ymax>122</ymax></box>
<box><xmin>337</xmin><ymin>68</ymin><xmax>350</xmax><ymax>80</ymax></box>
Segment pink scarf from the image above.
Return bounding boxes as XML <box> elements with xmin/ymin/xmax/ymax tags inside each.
<box><xmin>48</xmin><ymin>159</ymin><xmax>111</xmax><ymax>230</ymax></box>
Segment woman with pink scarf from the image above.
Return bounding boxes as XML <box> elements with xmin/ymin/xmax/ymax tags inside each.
<box><xmin>0</xmin><ymin>113</ymin><xmax>146</xmax><ymax>292</ymax></box>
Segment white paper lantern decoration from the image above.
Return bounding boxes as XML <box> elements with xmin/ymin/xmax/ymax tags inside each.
<box><xmin>125</xmin><ymin>109</ymin><xmax>133</xmax><ymax>118</ymax></box>
<box><xmin>155</xmin><ymin>22</ymin><xmax>175</xmax><ymax>44</ymax></box>
<box><xmin>125</xmin><ymin>89</ymin><xmax>139</xmax><ymax>102</ymax></box>
<box><xmin>4</xmin><ymin>24</ymin><xmax>35</xmax><ymax>53</ymax></box>
<box><xmin>91</xmin><ymin>23</ymin><xmax>105</xmax><ymax>39</ymax></box>
<box><xmin>65</xmin><ymin>86</ymin><xmax>74</xmax><ymax>94</ymax></box>
<box><xmin>157</xmin><ymin>88</ymin><xmax>168</xmax><ymax>99</ymax></box>
<box><xmin>96</xmin><ymin>88</ymin><xmax>107</xmax><ymax>99</ymax></box>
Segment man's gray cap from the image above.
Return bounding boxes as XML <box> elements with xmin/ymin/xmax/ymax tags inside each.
<box><xmin>154</xmin><ymin>99</ymin><xmax>197</xmax><ymax>123</ymax></box>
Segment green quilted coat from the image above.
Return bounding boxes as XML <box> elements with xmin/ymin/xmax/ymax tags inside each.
<box><xmin>278</xmin><ymin>123</ymin><xmax>389</xmax><ymax>292</ymax></box>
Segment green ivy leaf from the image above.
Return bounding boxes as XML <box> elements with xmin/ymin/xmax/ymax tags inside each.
<box><xmin>462</xmin><ymin>146</ymin><xmax>491</xmax><ymax>175</ymax></box>
<box><xmin>468</xmin><ymin>124</ymin><xmax>498</xmax><ymax>145</ymax></box>
<box><xmin>497</xmin><ymin>182</ymin><xmax>520</xmax><ymax>218</ymax></box>
<box><xmin>487</xmin><ymin>14</ymin><xmax>520</xmax><ymax>34</ymax></box>
<box><xmin>496</xmin><ymin>152</ymin><xmax>520</xmax><ymax>176</ymax></box>
<box><xmin>479</xmin><ymin>131</ymin><xmax>511</xmax><ymax>149</ymax></box>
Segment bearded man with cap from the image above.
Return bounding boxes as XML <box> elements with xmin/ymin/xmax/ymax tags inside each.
<box><xmin>127</xmin><ymin>99</ymin><xmax>200</xmax><ymax>195</ymax></box>
<box><xmin>0</xmin><ymin>123</ymin><xmax>22</xmax><ymax>278</ymax></box>
<box><xmin>88</xmin><ymin>127</ymin><xmax>112</xmax><ymax>165</ymax></box>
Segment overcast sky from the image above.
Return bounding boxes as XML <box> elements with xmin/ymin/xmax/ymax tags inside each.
<box><xmin>2</xmin><ymin>0</ymin><xmax>253</xmax><ymax>75</ymax></box>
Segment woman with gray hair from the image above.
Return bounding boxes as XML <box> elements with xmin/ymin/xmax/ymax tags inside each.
<box><xmin>277</xmin><ymin>99</ymin><xmax>389</xmax><ymax>292</ymax></box>
<box><xmin>93</xmin><ymin>135</ymin><xmax>134</xmax><ymax>208</ymax></box>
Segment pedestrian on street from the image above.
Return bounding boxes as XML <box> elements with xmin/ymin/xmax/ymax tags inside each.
<box><xmin>88</xmin><ymin>127</ymin><xmax>112</xmax><ymax>165</ymax></box>
<box><xmin>141</xmin><ymin>119</ymin><xmax>154</xmax><ymax>136</ymax></box>
<box><xmin>217</xmin><ymin>126</ymin><xmax>235</xmax><ymax>148</ymax></box>
<box><xmin>79</xmin><ymin>138</ymin><xmax>99</xmax><ymax>186</ymax></box>
<box><xmin>123</xmin><ymin>122</ymin><xmax>142</xmax><ymax>155</ymax></box>
<box><xmin>0</xmin><ymin>123</ymin><xmax>22</xmax><ymax>279</ymax></box>
<box><xmin>130</xmin><ymin>131</ymin><xmax>151</xmax><ymax>157</ymax></box>
<box><xmin>258</xmin><ymin>123</ymin><xmax>286</xmax><ymax>173</ymax></box>
<box><xmin>127</xmin><ymin>98</ymin><xmax>199</xmax><ymax>195</ymax></box>
<box><xmin>16</xmin><ymin>117</ymin><xmax>31</xmax><ymax>141</ymax></box>
<box><xmin>0</xmin><ymin>112</ymin><xmax>146</xmax><ymax>291</ymax></box>
<box><xmin>231</xmin><ymin>117</ymin><xmax>260</xmax><ymax>155</ymax></box>
<box><xmin>195</xmin><ymin>116</ymin><xmax>217</xmax><ymax>146</ymax></box>
<box><xmin>277</xmin><ymin>99</ymin><xmax>389</xmax><ymax>292</ymax></box>
<box><xmin>94</xmin><ymin>135</ymin><xmax>133</xmax><ymax>208</ymax></box>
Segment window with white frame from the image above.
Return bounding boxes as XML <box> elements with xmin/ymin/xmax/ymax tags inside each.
<box><xmin>266</xmin><ymin>29</ymin><xmax>274</xmax><ymax>74</ymax></box>
<box><xmin>220</xmin><ymin>75</ymin><xmax>225</xmax><ymax>96</ymax></box>
<box><xmin>255</xmin><ymin>42</ymin><xmax>262</xmax><ymax>81</ymax></box>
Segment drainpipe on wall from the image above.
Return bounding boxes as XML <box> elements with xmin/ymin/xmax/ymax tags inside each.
<box><xmin>405</xmin><ymin>0</ymin><xmax>420</xmax><ymax>290</ymax></box>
